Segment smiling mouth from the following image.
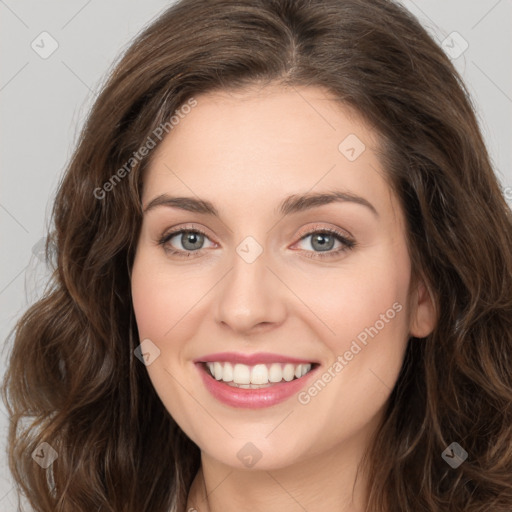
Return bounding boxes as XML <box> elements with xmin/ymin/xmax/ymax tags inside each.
<box><xmin>202</xmin><ymin>361</ymin><xmax>318</xmax><ymax>389</ymax></box>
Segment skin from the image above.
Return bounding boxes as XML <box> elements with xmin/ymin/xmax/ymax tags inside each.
<box><xmin>131</xmin><ymin>84</ymin><xmax>436</xmax><ymax>512</ymax></box>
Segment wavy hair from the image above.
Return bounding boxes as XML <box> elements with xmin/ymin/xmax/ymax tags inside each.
<box><xmin>3</xmin><ymin>0</ymin><xmax>512</xmax><ymax>510</ymax></box>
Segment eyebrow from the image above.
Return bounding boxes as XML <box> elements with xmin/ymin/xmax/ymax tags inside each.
<box><xmin>143</xmin><ymin>190</ymin><xmax>378</xmax><ymax>217</ymax></box>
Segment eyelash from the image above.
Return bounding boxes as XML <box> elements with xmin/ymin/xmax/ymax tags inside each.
<box><xmin>157</xmin><ymin>224</ymin><xmax>356</xmax><ymax>260</ymax></box>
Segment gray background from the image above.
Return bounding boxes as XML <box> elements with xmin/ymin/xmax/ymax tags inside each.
<box><xmin>1</xmin><ymin>0</ymin><xmax>511</xmax><ymax>509</ymax></box>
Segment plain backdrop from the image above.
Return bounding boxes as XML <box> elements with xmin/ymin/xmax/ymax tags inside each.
<box><xmin>1</xmin><ymin>0</ymin><xmax>511</xmax><ymax>509</ymax></box>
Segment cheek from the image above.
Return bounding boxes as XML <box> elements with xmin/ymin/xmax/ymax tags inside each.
<box><xmin>130</xmin><ymin>249</ymin><xmax>204</xmax><ymax>432</ymax></box>
<box><xmin>131</xmin><ymin>271</ymin><xmax>169</xmax><ymax>342</ymax></box>
<box><xmin>286</xmin><ymin>244</ymin><xmax>411</xmax><ymax>351</ymax></box>
<box><xmin>131</xmin><ymin>247</ymin><xmax>206</xmax><ymax>341</ymax></box>
<box><xmin>293</xmin><ymin>248</ymin><xmax>411</xmax><ymax>433</ymax></box>
<box><xmin>290</xmin><ymin>245</ymin><xmax>411</xmax><ymax>404</ymax></box>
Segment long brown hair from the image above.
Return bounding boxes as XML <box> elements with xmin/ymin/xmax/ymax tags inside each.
<box><xmin>3</xmin><ymin>0</ymin><xmax>512</xmax><ymax>510</ymax></box>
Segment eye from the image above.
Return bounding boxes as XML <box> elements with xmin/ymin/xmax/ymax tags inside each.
<box><xmin>158</xmin><ymin>227</ymin><xmax>215</xmax><ymax>257</ymax></box>
<box><xmin>293</xmin><ymin>226</ymin><xmax>356</xmax><ymax>259</ymax></box>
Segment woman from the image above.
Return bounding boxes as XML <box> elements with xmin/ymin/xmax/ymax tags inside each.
<box><xmin>3</xmin><ymin>0</ymin><xmax>512</xmax><ymax>510</ymax></box>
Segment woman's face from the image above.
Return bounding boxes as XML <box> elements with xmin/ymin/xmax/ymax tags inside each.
<box><xmin>131</xmin><ymin>84</ymin><xmax>435</xmax><ymax>470</ymax></box>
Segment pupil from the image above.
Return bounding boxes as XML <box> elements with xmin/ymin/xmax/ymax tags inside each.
<box><xmin>313</xmin><ymin>233</ymin><xmax>334</xmax><ymax>251</ymax></box>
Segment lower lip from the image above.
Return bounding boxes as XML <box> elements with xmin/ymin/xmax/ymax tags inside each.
<box><xmin>196</xmin><ymin>363</ymin><xmax>319</xmax><ymax>409</ymax></box>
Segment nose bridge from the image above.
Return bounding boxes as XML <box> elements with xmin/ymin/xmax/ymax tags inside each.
<box><xmin>214</xmin><ymin>234</ymin><xmax>286</xmax><ymax>333</ymax></box>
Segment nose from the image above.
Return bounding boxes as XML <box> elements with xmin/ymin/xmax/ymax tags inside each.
<box><xmin>213</xmin><ymin>244</ymin><xmax>288</xmax><ymax>336</ymax></box>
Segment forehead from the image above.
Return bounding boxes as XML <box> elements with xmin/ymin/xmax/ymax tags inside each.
<box><xmin>142</xmin><ymin>84</ymin><xmax>397</xmax><ymax>222</ymax></box>
<box><xmin>153</xmin><ymin>84</ymin><xmax>374</xmax><ymax>161</ymax></box>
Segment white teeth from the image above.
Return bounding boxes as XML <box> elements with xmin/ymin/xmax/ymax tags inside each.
<box><xmin>233</xmin><ymin>363</ymin><xmax>251</xmax><ymax>384</ymax></box>
<box><xmin>214</xmin><ymin>362</ymin><xmax>223</xmax><ymax>380</ymax></box>
<box><xmin>283</xmin><ymin>363</ymin><xmax>295</xmax><ymax>382</ymax></box>
<box><xmin>250</xmin><ymin>364</ymin><xmax>268</xmax><ymax>384</ymax></box>
<box><xmin>268</xmin><ymin>363</ymin><xmax>282</xmax><ymax>383</ymax></box>
<box><xmin>222</xmin><ymin>362</ymin><xmax>233</xmax><ymax>382</ymax></box>
<box><xmin>205</xmin><ymin>361</ymin><xmax>313</xmax><ymax>385</ymax></box>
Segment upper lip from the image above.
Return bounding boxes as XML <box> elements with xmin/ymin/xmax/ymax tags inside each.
<box><xmin>194</xmin><ymin>352</ymin><xmax>318</xmax><ymax>365</ymax></box>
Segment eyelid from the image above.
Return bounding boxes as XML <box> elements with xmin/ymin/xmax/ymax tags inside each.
<box><xmin>159</xmin><ymin>223</ymin><xmax>216</xmax><ymax>242</ymax></box>
<box><xmin>294</xmin><ymin>222</ymin><xmax>354</xmax><ymax>242</ymax></box>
